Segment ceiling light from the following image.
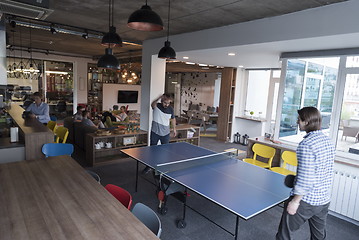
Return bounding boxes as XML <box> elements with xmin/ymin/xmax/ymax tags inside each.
<box><xmin>82</xmin><ymin>30</ymin><xmax>88</xmax><ymax>39</ymax></box>
<box><xmin>185</xmin><ymin>62</ymin><xmax>196</xmax><ymax>65</ymax></box>
<box><xmin>50</xmin><ymin>24</ymin><xmax>57</xmax><ymax>34</ymax></box>
<box><xmin>238</xmin><ymin>65</ymin><xmax>244</xmax><ymax>68</ymax></box>
<box><xmin>128</xmin><ymin>0</ymin><xmax>164</xmax><ymax>31</ymax></box>
<box><xmin>97</xmin><ymin>48</ymin><xmax>120</xmax><ymax>69</ymax></box>
<box><xmin>228</xmin><ymin>53</ymin><xmax>235</xmax><ymax>56</ymax></box>
<box><xmin>183</xmin><ymin>56</ymin><xmax>189</xmax><ymax>59</ymax></box>
<box><xmin>158</xmin><ymin>0</ymin><xmax>176</xmax><ymax>59</ymax></box>
<box><xmin>102</xmin><ymin>0</ymin><xmax>122</xmax><ymax>47</ymax></box>
<box><xmin>198</xmin><ymin>63</ymin><xmax>207</xmax><ymax>66</ymax></box>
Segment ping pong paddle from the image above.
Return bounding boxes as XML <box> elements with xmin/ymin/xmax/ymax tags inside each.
<box><xmin>284</xmin><ymin>174</ymin><xmax>295</xmax><ymax>188</ymax></box>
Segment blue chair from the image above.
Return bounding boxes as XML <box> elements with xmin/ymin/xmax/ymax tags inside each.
<box><xmin>132</xmin><ymin>203</ymin><xmax>162</xmax><ymax>237</ymax></box>
<box><xmin>42</xmin><ymin>143</ymin><xmax>74</xmax><ymax>157</ymax></box>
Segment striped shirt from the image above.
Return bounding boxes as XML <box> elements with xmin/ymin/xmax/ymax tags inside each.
<box><xmin>151</xmin><ymin>103</ymin><xmax>174</xmax><ymax>136</ymax></box>
<box><xmin>292</xmin><ymin>130</ymin><xmax>335</xmax><ymax>205</ymax></box>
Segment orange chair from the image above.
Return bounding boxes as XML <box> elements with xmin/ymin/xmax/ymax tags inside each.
<box><xmin>105</xmin><ymin>184</ymin><xmax>133</xmax><ymax>210</ymax></box>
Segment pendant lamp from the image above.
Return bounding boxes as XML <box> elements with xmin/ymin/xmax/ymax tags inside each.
<box><xmin>97</xmin><ymin>48</ymin><xmax>120</xmax><ymax>69</ymax></box>
<box><xmin>101</xmin><ymin>0</ymin><xmax>122</xmax><ymax>47</ymax></box>
<box><xmin>128</xmin><ymin>0</ymin><xmax>163</xmax><ymax>31</ymax></box>
<box><xmin>158</xmin><ymin>0</ymin><xmax>176</xmax><ymax>59</ymax></box>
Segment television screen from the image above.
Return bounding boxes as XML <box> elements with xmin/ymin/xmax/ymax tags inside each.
<box><xmin>118</xmin><ymin>90</ymin><xmax>138</xmax><ymax>103</ymax></box>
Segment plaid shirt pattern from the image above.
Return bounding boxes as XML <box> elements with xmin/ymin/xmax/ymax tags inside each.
<box><xmin>292</xmin><ymin>130</ymin><xmax>335</xmax><ymax>205</ymax></box>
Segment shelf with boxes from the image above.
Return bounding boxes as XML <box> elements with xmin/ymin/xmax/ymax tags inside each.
<box><xmin>170</xmin><ymin>124</ymin><xmax>200</xmax><ymax>146</ymax></box>
<box><xmin>85</xmin><ymin>130</ymin><xmax>148</xmax><ymax>166</ymax></box>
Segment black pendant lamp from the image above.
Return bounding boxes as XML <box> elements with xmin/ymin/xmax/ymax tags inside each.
<box><xmin>97</xmin><ymin>48</ymin><xmax>120</xmax><ymax>69</ymax></box>
<box><xmin>101</xmin><ymin>0</ymin><xmax>122</xmax><ymax>47</ymax></box>
<box><xmin>158</xmin><ymin>0</ymin><xmax>176</xmax><ymax>59</ymax></box>
<box><xmin>128</xmin><ymin>0</ymin><xmax>163</xmax><ymax>31</ymax></box>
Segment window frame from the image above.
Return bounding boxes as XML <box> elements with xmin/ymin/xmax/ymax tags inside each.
<box><xmin>275</xmin><ymin>56</ymin><xmax>359</xmax><ymax>161</ymax></box>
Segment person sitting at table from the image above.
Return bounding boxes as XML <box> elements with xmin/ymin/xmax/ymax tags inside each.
<box><xmin>26</xmin><ymin>92</ymin><xmax>51</xmax><ymax>124</ymax></box>
<box><xmin>113</xmin><ymin>105</ymin><xmax>128</xmax><ymax>122</ymax></box>
<box><xmin>82</xmin><ymin>110</ymin><xmax>105</xmax><ymax>129</ymax></box>
<box><xmin>73</xmin><ymin>105</ymin><xmax>85</xmax><ymax>122</ymax></box>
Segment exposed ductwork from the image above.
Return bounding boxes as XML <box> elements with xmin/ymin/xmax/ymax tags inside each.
<box><xmin>0</xmin><ymin>0</ymin><xmax>53</xmax><ymax>20</ymax></box>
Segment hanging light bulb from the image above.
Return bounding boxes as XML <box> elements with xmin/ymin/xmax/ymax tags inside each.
<box><xmin>101</xmin><ymin>0</ymin><xmax>122</xmax><ymax>47</ymax></box>
<box><xmin>158</xmin><ymin>0</ymin><xmax>176</xmax><ymax>59</ymax></box>
<box><xmin>128</xmin><ymin>0</ymin><xmax>164</xmax><ymax>31</ymax></box>
<box><xmin>97</xmin><ymin>48</ymin><xmax>120</xmax><ymax>69</ymax></box>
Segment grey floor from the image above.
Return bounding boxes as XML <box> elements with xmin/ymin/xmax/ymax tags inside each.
<box><xmin>85</xmin><ymin>136</ymin><xmax>359</xmax><ymax>240</ymax></box>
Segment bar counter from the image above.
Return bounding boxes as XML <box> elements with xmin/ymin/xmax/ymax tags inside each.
<box><xmin>6</xmin><ymin>104</ymin><xmax>54</xmax><ymax>160</ymax></box>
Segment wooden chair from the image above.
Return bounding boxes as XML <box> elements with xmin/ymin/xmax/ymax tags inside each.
<box><xmin>270</xmin><ymin>151</ymin><xmax>297</xmax><ymax>175</ymax></box>
<box><xmin>47</xmin><ymin>120</ymin><xmax>57</xmax><ymax>132</ymax></box>
<box><xmin>132</xmin><ymin>203</ymin><xmax>162</xmax><ymax>238</ymax></box>
<box><xmin>243</xmin><ymin>143</ymin><xmax>276</xmax><ymax>168</ymax></box>
<box><xmin>55</xmin><ymin>126</ymin><xmax>69</xmax><ymax>143</ymax></box>
<box><xmin>105</xmin><ymin>184</ymin><xmax>132</xmax><ymax>210</ymax></box>
<box><xmin>42</xmin><ymin>143</ymin><xmax>74</xmax><ymax>157</ymax></box>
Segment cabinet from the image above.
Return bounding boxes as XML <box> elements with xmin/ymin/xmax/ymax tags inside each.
<box><xmin>170</xmin><ymin>124</ymin><xmax>200</xmax><ymax>145</ymax></box>
<box><xmin>217</xmin><ymin>67</ymin><xmax>236</xmax><ymax>141</ymax></box>
<box><xmin>86</xmin><ymin>130</ymin><xmax>148</xmax><ymax>166</ymax></box>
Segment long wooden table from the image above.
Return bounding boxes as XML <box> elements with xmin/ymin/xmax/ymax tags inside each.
<box><xmin>0</xmin><ymin>156</ymin><xmax>158</xmax><ymax>240</ymax></box>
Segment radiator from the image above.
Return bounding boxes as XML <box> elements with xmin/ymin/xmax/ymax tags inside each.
<box><xmin>329</xmin><ymin>170</ymin><xmax>359</xmax><ymax>221</ymax></box>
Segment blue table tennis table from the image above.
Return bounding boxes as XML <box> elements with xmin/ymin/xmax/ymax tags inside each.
<box><xmin>122</xmin><ymin>142</ymin><xmax>290</xmax><ymax>239</ymax></box>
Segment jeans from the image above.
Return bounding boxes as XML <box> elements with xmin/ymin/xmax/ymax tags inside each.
<box><xmin>276</xmin><ymin>197</ymin><xmax>330</xmax><ymax>240</ymax></box>
<box><xmin>150</xmin><ymin>131</ymin><xmax>170</xmax><ymax>145</ymax></box>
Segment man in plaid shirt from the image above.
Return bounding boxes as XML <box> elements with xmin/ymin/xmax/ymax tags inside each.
<box><xmin>277</xmin><ymin>107</ymin><xmax>335</xmax><ymax>240</ymax></box>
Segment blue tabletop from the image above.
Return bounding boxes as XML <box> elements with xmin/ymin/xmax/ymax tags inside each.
<box><xmin>122</xmin><ymin>142</ymin><xmax>290</xmax><ymax>220</ymax></box>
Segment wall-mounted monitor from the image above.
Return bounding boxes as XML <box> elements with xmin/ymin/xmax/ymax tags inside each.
<box><xmin>118</xmin><ymin>90</ymin><xmax>138</xmax><ymax>103</ymax></box>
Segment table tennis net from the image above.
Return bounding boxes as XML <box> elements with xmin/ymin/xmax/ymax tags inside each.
<box><xmin>155</xmin><ymin>151</ymin><xmax>234</xmax><ymax>174</ymax></box>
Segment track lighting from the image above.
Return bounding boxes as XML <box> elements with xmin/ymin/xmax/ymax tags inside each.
<box><xmin>82</xmin><ymin>30</ymin><xmax>89</xmax><ymax>39</ymax></box>
<box><xmin>50</xmin><ymin>24</ymin><xmax>57</xmax><ymax>34</ymax></box>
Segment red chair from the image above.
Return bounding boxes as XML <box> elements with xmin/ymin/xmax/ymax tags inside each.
<box><xmin>105</xmin><ymin>184</ymin><xmax>133</xmax><ymax>210</ymax></box>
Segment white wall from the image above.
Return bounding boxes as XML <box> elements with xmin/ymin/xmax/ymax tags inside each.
<box><xmin>180</xmin><ymin>72</ymin><xmax>217</xmax><ymax>112</ymax></box>
<box><xmin>245</xmin><ymin>70</ymin><xmax>271</xmax><ymax>117</ymax></box>
<box><xmin>102</xmin><ymin>84</ymin><xmax>141</xmax><ymax>113</ymax></box>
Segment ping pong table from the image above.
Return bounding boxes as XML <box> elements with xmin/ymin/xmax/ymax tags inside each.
<box><xmin>122</xmin><ymin>142</ymin><xmax>290</xmax><ymax>239</ymax></box>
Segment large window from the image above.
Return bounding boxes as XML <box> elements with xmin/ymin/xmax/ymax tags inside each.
<box><xmin>278</xmin><ymin>55</ymin><xmax>359</xmax><ymax>159</ymax></box>
<box><xmin>279</xmin><ymin>57</ymin><xmax>339</xmax><ymax>141</ymax></box>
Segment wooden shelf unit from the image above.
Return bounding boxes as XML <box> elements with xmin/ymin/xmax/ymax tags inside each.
<box><xmin>170</xmin><ymin>124</ymin><xmax>200</xmax><ymax>146</ymax></box>
<box><xmin>86</xmin><ymin>130</ymin><xmax>148</xmax><ymax>166</ymax></box>
<box><xmin>217</xmin><ymin>67</ymin><xmax>236</xmax><ymax>141</ymax></box>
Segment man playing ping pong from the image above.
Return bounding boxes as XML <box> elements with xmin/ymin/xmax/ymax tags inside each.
<box><xmin>150</xmin><ymin>93</ymin><xmax>177</xmax><ymax>145</ymax></box>
<box><xmin>276</xmin><ymin>107</ymin><xmax>335</xmax><ymax>240</ymax></box>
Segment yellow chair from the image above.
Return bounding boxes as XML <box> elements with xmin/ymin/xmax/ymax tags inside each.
<box><xmin>47</xmin><ymin>120</ymin><xmax>57</xmax><ymax>132</ymax></box>
<box><xmin>243</xmin><ymin>143</ymin><xmax>276</xmax><ymax>168</ymax></box>
<box><xmin>55</xmin><ymin>126</ymin><xmax>69</xmax><ymax>143</ymax></box>
<box><xmin>270</xmin><ymin>151</ymin><xmax>297</xmax><ymax>175</ymax></box>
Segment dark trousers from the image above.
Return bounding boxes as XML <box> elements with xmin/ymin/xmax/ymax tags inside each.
<box><xmin>150</xmin><ymin>131</ymin><xmax>170</xmax><ymax>146</ymax></box>
<box><xmin>276</xmin><ymin>197</ymin><xmax>330</xmax><ymax>240</ymax></box>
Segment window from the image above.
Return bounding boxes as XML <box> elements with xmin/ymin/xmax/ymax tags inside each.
<box><xmin>278</xmin><ymin>55</ymin><xmax>359</xmax><ymax>160</ymax></box>
<box><xmin>279</xmin><ymin>57</ymin><xmax>339</xmax><ymax>141</ymax></box>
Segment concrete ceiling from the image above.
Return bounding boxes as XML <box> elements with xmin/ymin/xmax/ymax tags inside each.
<box><xmin>4</xmin><ymin>0</ymin><xmax>348</xmax><ymax>68</ymax></box>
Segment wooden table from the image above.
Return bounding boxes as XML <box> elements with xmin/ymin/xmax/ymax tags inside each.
<box><xmin>0</xmin><ymin>156</ymin><xmax>158</xmax><ymax>240</ymax></box>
